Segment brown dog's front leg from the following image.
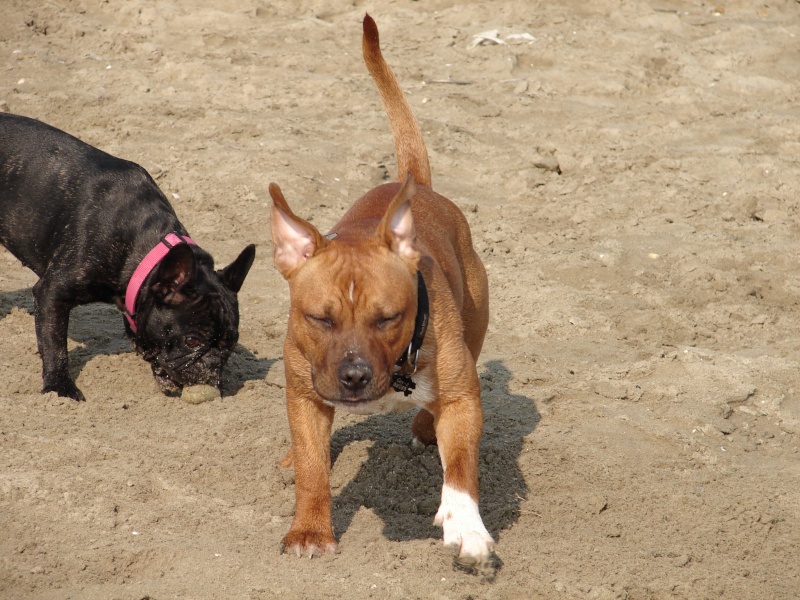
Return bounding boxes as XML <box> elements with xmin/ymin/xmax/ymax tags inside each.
<box><xmin>281</xmin><ymin>392</ymin><xmax>337</xmax><ymax>557</ymax></box>
<box><xmin>431</xmin><ymin>375</ymin><xmax>494</xmax><ymax>567</ymax></box>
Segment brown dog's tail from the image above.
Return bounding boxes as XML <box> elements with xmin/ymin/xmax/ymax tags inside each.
<box><xmin>362</xmin><ymin>13</ymin><xmax>431</xmax><ymax>188</ymax></box>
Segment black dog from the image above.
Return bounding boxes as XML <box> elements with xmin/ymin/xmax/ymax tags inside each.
<box><xmin>0</xmin><ymin>113</ymin><xmax>256</xmax><ymax>401</ymax></box>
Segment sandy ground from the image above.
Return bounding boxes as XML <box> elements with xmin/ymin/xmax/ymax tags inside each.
<box><xmin>1</xmin><ymin>0</ymin><xmax>799</xmax><ymax>598</ymax></box>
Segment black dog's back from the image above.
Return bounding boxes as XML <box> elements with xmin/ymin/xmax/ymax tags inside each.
<box><xmin>0</xmin><ymin>113</ymin><xmax>178</xmax><ymax>278</ymax></box>
<box><xmin>0</xmin><ymin>112</ymin><xmax>256</xmax><ymax>401</ymax></box>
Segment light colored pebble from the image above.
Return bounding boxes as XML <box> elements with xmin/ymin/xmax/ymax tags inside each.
<box><xmin>181</xmin><ymin>384</ymin><xmax>220</xmax><ymax>404</ymax></box>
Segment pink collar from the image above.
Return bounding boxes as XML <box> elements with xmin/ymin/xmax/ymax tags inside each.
<box><xmin>124</xmin><ymin>232</ymin><xmax>196</xmax><ymax>333</ymax></box>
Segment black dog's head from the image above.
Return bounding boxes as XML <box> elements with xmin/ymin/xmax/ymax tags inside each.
<box><xmin>126</xmin><ymin>243</ymin><xmax>256</xmax><ymax>393</ymax></box>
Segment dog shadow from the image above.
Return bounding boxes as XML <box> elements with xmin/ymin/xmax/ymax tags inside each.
<box><xmin>0</xmin><ymin>287</ymin><xmax>273</xmax><ymax>396</ymax></box>
<box><xmin>0</xmin><ymin>287</ymin><xmax>35</xmax><ymax>318</ymax></box>
<box><xmin>330</xmin><ymin>359</ymin><xmax>540</xmax><ymax>545</ymax></box>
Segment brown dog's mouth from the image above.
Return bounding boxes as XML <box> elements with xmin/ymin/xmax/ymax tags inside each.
<box><xmin>320</xmin><ymin>384</ymin><xmax>419</xmax><ymax>415</ymax></box>
<box><xmin>320</xmin><ymin>391</ymin><xmax>377</xmax><ymax>405</ymax></box>
<box><xmin>340</xmin><ymin>396</ymin><xmax>375</xmax><ymax>406</ymax></box>
<box><xmin>324</xmin><ymin>397</ymin><xmax>380</xmax><ymax>411</ymax></box>
<box><xmin>316</xmin><ymin>380</ymin><xmax>392</xmax><ymax>408</ymax></box>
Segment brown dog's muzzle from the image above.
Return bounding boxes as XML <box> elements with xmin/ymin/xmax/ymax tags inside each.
<box><xmin>337</xmin><ymin>356</ymin><xmax>374</xmax><ymax>397</ymax></box>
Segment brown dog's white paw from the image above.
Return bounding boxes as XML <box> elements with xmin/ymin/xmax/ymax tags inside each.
<box><xmin>280</xmin><ymin>531</ymin><xmax>338</xmax><ymax>559</ymax></box>
<box><xmin>434</xmin><ymin>484</ymin><xmax>495</xmax><ymax>567</ymax></box>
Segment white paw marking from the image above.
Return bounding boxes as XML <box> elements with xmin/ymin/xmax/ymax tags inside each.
<box><xmin>434</xmin><ymin>484</ymin><xmax>494</xmax><ymax>566</ymax></box>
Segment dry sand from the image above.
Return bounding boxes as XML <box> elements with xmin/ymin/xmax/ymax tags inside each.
<box><xmin>1</xmin><ymin>1</ymin><xmax>799</xmax><ymax>598</ymax></box>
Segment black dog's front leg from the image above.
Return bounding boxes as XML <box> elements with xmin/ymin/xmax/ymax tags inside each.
<box><xmin>32</xmin><ymin>277</ymin><xmax>84</xmax><ymax>401</ymax></box>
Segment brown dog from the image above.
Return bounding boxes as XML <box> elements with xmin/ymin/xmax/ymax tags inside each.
<box><xmin>269</xmin><ymin>14</ymin><xmax>493</xmax><ymax>567</ymax></box>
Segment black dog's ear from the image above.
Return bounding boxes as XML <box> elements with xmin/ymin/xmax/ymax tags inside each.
<box><xmin>218</xmin><ymin>244</ymin><xmax>256</xmax><ymax>293</ymax></box>
<box><xmin>150</xmin><ymin>243</ymin><xmax>197</xmax><ymax>305</ymax></box>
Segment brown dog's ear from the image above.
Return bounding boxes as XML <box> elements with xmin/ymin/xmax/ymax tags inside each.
<box><xmin>150</xmin><ymin>243</ymin><xmax>196</xmax><ymax>305</ymax></box>
<box><xmin>269</xmin><ymin>182</ymin><xmax>327</xmax><ymax>278</ymax></box>
<box><xmin>376</xmin><ymin>172</ymin><xmax>419</xmax><ymax>264</ymax></box>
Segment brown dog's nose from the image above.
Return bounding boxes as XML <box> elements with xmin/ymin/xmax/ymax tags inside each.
<box><xmin>338</xmin><ymin>358</ymin><xmax>373</xmax><ymax>393</ymax></box>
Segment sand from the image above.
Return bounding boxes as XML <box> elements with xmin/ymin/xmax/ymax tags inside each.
<box><xmin>1</xmin><ymin>1</ymin><xmax>799</xmax><ymax>598</ymax></box>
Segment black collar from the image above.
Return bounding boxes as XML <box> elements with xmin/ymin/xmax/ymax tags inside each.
<box><xmin>391</xmin><ymin>271</ymin><xmax>429</xmax><ymax>396</ymax></box>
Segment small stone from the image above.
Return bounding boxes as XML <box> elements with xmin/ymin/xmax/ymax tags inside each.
<box><xmin>181</xmin><ymin>384</ymin><xmax>221</xmax><ymax>404</ymax></box>
<box><xmin>672</xmin><ymin>554</ymin><xmax>691</xmax><ymax>567</ymax></box>
<box><xmin>532</xmin><ymin>151</ymin><xmax>561</xmax><ymax>173</ymax></box>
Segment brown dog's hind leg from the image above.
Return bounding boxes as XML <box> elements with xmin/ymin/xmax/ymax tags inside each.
<box><xmin>412</xmin><ymin>408</ymin><xmax>437</xmax><ymax>446</ymax></box>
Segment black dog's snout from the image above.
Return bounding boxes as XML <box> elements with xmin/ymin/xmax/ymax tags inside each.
<box><xmin>202</xmin><ymin>349</ymin><xmax>225</xmax><ymax>372</ymax></box>
<box><xmin>338</xmin><ymin>358</ymin><xmax>373</xmax><ymax>393</ymax></box>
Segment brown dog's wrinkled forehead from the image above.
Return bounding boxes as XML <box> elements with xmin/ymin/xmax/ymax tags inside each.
<box><xmin>290</xmin><ymin>242</ymin><xmax>417</xmax><ymax>311</ymax></box>
<box><xmin>304</xmin><ymin>240</ymin><xmax>413</xmax><ymax>278</ymax></box>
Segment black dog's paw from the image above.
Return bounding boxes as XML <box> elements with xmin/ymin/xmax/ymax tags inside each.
<box><xmin>42</xmin><ymin>380</ymin><xmax>86</xmax><ymax>402</ymax></box>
